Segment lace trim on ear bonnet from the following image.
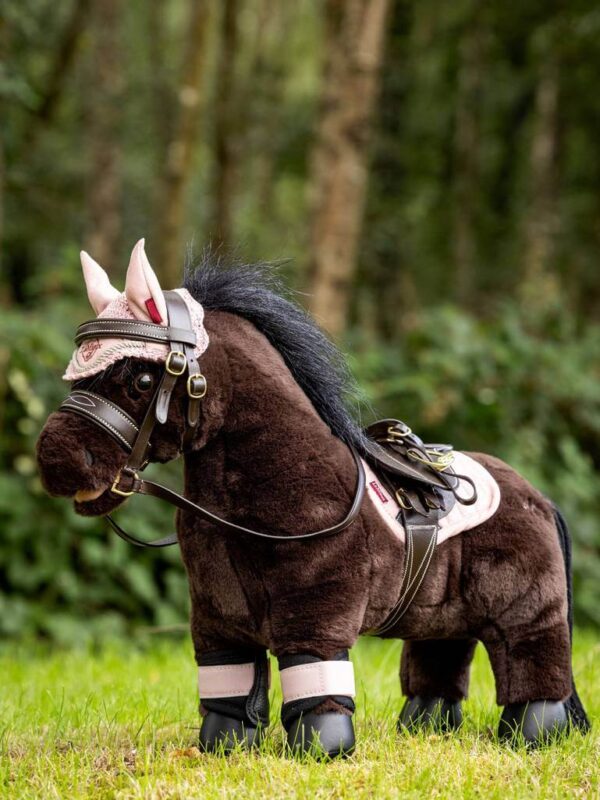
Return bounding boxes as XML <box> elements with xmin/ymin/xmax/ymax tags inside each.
<box><xmin>63</xmin><ymin>289</ymin><xmax>209</xmax><ymax>381</ymax></box>
<box><xmin>64</xmin><ymin>242</ymin><xmax>209</xmax><ymax>381</ymax></box>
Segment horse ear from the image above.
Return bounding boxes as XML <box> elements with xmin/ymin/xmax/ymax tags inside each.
<box><xmin>124</xmin><ymin>239</ymin><xmax>168</xmax><ymax>324</ymax></box>
<box><xmin>80</xmin><ymin>251</ymin><xmax>120</xmax><ymax>315</ymax></box>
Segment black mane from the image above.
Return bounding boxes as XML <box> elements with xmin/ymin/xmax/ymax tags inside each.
<box><xmin>183</xmin><ymin>257</ymin><xmax>369</xmax><ymax>455</ymax></box>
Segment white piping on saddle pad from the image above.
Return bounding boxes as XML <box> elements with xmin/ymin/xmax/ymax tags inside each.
<box><xmin>363</xmin><ymin>451</ymin><xmax>501</xmax><ymax>545</ymax></box>
<box><xmin>280</xmin><ymin>661</ymin><xmax>356</xmax><ymax>703</ymax></box>
<box><xmin>63</xmin><ymin>288</ymin><xmax>209</xmax><ymax>381</ymax></box>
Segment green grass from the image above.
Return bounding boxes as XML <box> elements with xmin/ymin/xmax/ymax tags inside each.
<box><xmin>0</xmin><ymin>632</ymin><xmax>598</xmax><ymax>799</ymax></box>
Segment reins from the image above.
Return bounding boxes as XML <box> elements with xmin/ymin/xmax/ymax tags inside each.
<box><xmin>104</xmin><ymin>446</ymin><xmax>365</xmax><ymax>548</ymax></box>
<box><xmin>60</xmin><ymin>290</ymin><xmax>366</xmax><ymax>547</ymax></box>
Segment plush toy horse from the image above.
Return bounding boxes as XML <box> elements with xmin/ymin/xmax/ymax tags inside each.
<box><xmin>36</xmin><ymin>241</ymin><xmax>590</xmax><ymax>757</ymax></box>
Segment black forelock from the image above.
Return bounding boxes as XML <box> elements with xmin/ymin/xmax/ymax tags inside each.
<box><xmin>182</xmin><ymin>253</ymin><xmax>369</xmax><ymax>455</ymax></box>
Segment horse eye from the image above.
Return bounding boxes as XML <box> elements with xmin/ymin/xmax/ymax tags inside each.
<box><xmin>134</xmin><ymin>373</ymin><xmax>154</xmax><ymax>392</ymax></box>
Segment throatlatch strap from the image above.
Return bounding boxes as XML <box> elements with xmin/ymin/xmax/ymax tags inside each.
<box><xmin>279</xmin><ymin>660</ymin><xmax>356</xmax><ymax>702</ymax></box>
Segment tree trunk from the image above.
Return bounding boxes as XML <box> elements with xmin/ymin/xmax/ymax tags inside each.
<box><xmin>211</xmin><ymin>0</ymin><xmax>240</xmax><ymax>250</ymax></box>
<box><xmin>0</xmin><ymin>10</ymin><xmax>6</xmax><ymax>291</ymax></box>
<box><xmin>147</xmin><ymin>0</ymin><xmax>176</xmax><ymax>158</ymax></box>
<box><xmin>307</xmin><ymin>0</ymin><xmax>390</xmax><ymax>339</ymax></box>
<box><xmin>239</xmin><ymin>0</ymin><xmax>288</xmax><ymax>240</ymax></box>
<box><xmin>22</xmin><ymin>0</ymin><xmax>92</xmax><ymax>150</ymax></box>
<box><xmin>84</xmin><ymin>0</ymin><xmax>122</xmax><ymax>267</ymax></box>
<box><xmin>521</xmin><ymin>52</ymin><xmax>560</xmax><ymax>307</ymax></box>
<box><xmin>156</xmin><ymin>0</ymin><xmax>210</xmax><ymax>286</ymax></box>
<box><xmin>453</xmin><ymin>13</ymin><xmax>484</xmax><ymax>306</ymax></box>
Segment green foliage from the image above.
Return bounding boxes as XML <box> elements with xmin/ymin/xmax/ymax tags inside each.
<box><xmin>0</xmin><ymin>297</ymin><xmax>189</xmax><ymax>645</ymax></box>
<box><xmin>2</xmin><ymin>0</ymin><xmax>599</xmax><ymax>640</ymax></box>
<box><xmin>351</xmin><ymin>304</ymin><xmax>600</xmax><ymax>627</ymax></box>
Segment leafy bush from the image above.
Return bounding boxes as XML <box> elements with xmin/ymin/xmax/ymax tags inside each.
<box><xmin>351</xmin><ymin>304</ymin><xmax>600</xmax><ymax>627</ymax></box>
<box><xmin>1</xmin><ymin>298</ymin><xmax>598</xmax><ymax>641</ymax></box>
<box><xmin>0</xmin><ymin>299</ymin><xmax>189</xmax><ymax>644</ymax></box>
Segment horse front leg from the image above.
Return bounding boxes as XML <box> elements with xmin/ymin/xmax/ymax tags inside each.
<box><xmin>276</xmin><ymin>649</ymin><xmax>357</xmax><ymax>758</ymax></box>
<box><xmin>268</xmin><ymin>593</ymin><xmax>362</xmax><ymax>758</ymax></box>
<box><xmin>196</xmin><ymin>644</ymin><xmax>270</xmax><ymax>753</ymax></box>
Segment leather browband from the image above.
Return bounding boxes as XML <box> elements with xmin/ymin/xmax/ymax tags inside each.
<box><xmin>75</xmin><ymin>318</ymin><xmax>197</xmax><ymax>347</ymax></box>
<box><xmin>60</xmin><ymin>290</ymin><xmax>366</xmax><ymax>548</ymax></box>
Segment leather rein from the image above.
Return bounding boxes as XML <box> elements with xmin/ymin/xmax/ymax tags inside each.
<box><xmin>59</xmin><ymin>291</ymin><xmax>366</xmax><ymax>548</ymax></box>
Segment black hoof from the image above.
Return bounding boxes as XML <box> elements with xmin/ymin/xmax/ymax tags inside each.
<box><xmin>499</xmin><ymin>701</ymin><xmax>568</xmax><ymax>746</ymax></box>
<box><xmin>398</xmin><ymin>696</ymin><xmax>463</xmax><ymax>733</ymax></box>
<box><xmin>287</xmin><ymin>712</ymin><xmax>355</xmax><ymax>758</ymax></box>
<box><xmin>199</xmin><ymin>711</ymin><xmax>264</xmax><ymax>754</ymax></box>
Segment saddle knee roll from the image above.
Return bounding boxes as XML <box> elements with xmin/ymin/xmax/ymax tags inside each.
<box><xmin>197</xmin><ymin>649</ymin><xmax>270</xmax><ymax>728</ymax></box>
<box><xmin>279</xmin><ymin>652</ymin><xmax>356</xmax><ymax>730</ymax></box>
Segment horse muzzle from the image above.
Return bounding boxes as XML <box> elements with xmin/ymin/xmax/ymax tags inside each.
<box><xmin>36</xmin><ymin>409</ymin><xmax>128</xmax><ymax>515</ymax></box>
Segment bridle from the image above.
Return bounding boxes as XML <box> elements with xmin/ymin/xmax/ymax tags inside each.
<box><xmin>59</xmin><ymin>290</ymin><xmax>366</xmax><ymax>547</ymax></box>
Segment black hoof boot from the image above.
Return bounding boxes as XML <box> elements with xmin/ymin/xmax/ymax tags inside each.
<box><xmin>199</xmin><ymin>712</ymin><xmax>264</xmax><ymax>754</ymax></box>
<box><xmin>499</xmin><ymin>701</ymin><xmax>568</xmax><ymax>747</ymax></box>
<box><xmin>398</xmin><ymin>696</ymin><xmax>463</xmax><ymax>733</ymax></box>
<box><xmin>287</xmin><ymin>712</ymin><xmax>355</xmax><ymax>759</ymax></box>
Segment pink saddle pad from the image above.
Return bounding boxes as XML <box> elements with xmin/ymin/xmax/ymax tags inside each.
<box><xmin>363</xmin><ymin>452</ymin><xmax>501</xmax><ymax>544</ymax></box>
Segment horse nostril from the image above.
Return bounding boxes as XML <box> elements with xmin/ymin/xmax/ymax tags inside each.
<box><xmin>83</xmin><ymin>449</ymin><xmax>94</xmax><ymax>467</ymax></box>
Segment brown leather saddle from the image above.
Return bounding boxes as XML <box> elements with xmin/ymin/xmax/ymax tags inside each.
<box><xmin>363</xmin><ymin>419</ymin><xmax>477</xmax><ymax>635</ymax></box>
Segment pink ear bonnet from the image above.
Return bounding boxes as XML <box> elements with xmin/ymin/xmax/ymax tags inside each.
<box><xmin>63</xmin><ymin>241</ymin><xmax>209</xmax><ymax>381</ymax></box>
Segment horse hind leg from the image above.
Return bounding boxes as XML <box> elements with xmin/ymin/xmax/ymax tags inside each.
<box><xmin>483</xmin><ymin>619</ymin><xmax>577</xmax><ymax>746</ymax></box>
<box><xmin>399</xmin><ymin>638</ymin><xmax>477</xmax><ymax>732</ymax></box>
<box><xmin>483</xmin><ymin>504</ymin><xmax>590</xmax><ymax>746</ymax></box>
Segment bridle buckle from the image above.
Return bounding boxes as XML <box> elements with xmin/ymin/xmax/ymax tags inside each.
<box><xmin>111</xmin><ymin>468</ymin><xmax>139</xmax><ymax>497</ymax></box>
<box><xmin>166</xmin><ymin>351</ymin><xmax>187</xmax><ymax>376</ymax></box>
<box><xmin>187</xmin><ymin>373</ymin><xmax>207</xmax><ymax>399</ymax></box>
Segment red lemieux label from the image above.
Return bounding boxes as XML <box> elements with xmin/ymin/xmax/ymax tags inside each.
<box><xmin>369</xmin><ymin>480</ymin><xmax>388</xmax><ymax>504</ymax></box>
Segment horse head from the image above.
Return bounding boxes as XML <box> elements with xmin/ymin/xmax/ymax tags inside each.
<box><xmin>36</xmin><ymin>240</ymin><xmax>220</xmax><ymax>517</ymax></box>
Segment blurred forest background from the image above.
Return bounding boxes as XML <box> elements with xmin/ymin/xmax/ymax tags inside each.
<box><xmin>1</xmin><ymin>0</ymin><xmax>599</xmax><ymax>642</ymax></box>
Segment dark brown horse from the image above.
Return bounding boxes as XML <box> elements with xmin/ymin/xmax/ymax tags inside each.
<box><xmin>36</xmin><ymin>242</ymin><xmax>589</xmax><ymax>757</ymax></box>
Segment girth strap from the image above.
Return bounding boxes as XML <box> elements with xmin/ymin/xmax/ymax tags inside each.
<box><xmin>369</xmin><ymin>513</ymin><xmax>438</xmax><ymax>635</ymax></box>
